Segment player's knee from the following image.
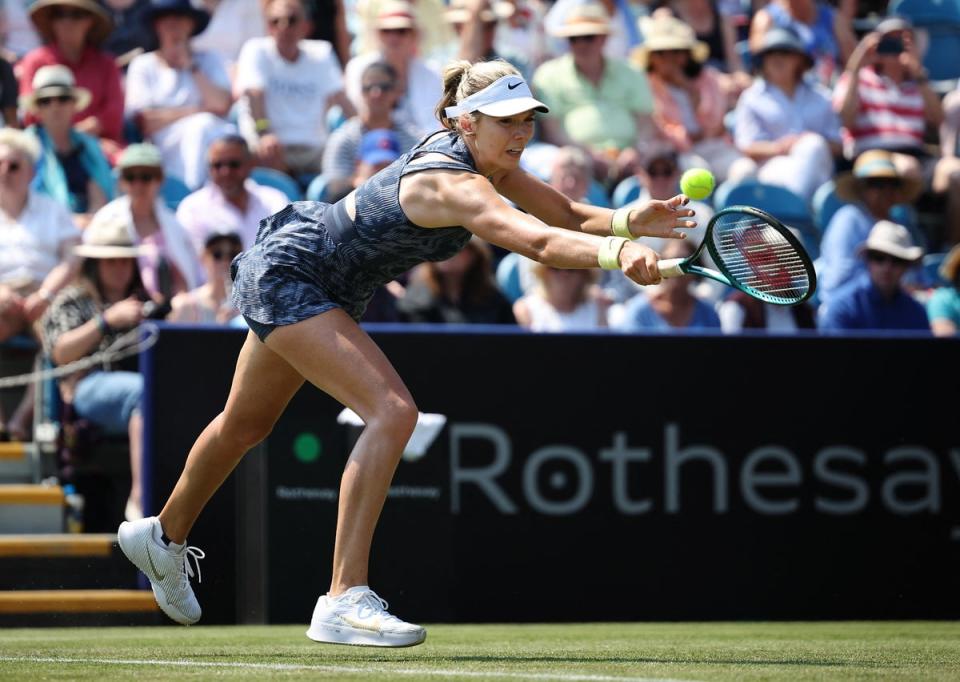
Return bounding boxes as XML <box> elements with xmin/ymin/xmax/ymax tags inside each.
<box><xmin>375</xmin><ymin>393</ymin><xmax>419</xmax><ymax>441</ymax></box>
<box><xmin>219</xmin><ymin>412</ymin><xmax>275</xmax><ymax>451</ymax></box>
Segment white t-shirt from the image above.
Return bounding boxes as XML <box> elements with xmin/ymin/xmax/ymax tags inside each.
<box><xmin>0</xmin><ymin>191</ymin><xmax>79</xmax><ymax>288</ymax></box>
<box><xmin>234</xmin><ymin>38</ymin><xmax>344</xmax><ymax>148</ymax></box>
<box><xmin>344</xmin><ymin>52</ymin><xmax>442</xmax><ymax>135</ymax></box>
<box><xmin>125</xmin><ymin>50</ymin><xmax>233</xmax><ymax>114</ymax></box>
<box><xmin>190</xmin><ymin>0</ymin><xmax>267</xmax><ymax>72</ymax></box>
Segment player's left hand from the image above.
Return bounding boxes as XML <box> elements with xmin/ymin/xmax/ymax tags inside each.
<box><xmin>630</xmin><ymin>194</ymin><xmax>696</xmax><ymax>239</ymax></box>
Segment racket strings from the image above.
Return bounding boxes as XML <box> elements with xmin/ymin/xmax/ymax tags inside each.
<box><xmin>709</xmin><ymin>214</ymin><xmax>812</xmax><ymax>303</ymax></box>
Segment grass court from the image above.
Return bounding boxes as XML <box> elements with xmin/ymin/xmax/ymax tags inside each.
<box><xmin>1</xmin><ymin>621</ymin><xmax>959</xmax><ymax>680</ymax></box>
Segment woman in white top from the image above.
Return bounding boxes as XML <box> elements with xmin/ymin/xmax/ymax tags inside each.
<box><xmin>513</xmin><ymin>260</ymin><xmax>608</xmax><ymax>331</ymax></box>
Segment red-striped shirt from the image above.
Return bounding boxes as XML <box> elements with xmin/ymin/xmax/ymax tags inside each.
<box><xmin>833</xmin><ymin>67</ymin><xmax>925</xmax><ymax>157</ymax></box>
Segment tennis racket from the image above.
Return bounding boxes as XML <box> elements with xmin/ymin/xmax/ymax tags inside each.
<box><xmin>657</xmin><ymin>205</ymin><xmax>816</xmax><ymax>306</ymax></box>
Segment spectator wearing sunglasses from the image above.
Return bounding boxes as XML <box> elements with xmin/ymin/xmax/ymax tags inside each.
<box><xmin>532</xmin><ymin>3</ymin><xmax>654</xmax><ymax>184</ymax></box>
<box><xmin>88</xmin><ymin>143</ymin><xmax>199</xmax><ymax>302</ymax></box>
<box><xmin>234</xmin><ymin>0</ymin><xmax>352</xmax><ymax>180</ymax></box>
<box><xmin>167</xmin><ymin>230</ymin><xmax>242</xmax><ymax>323</ymax></box>
<box><xmin>320</xmin><ymin>61</ymin><xmax>421</xmax><ymax>203</ymax></box>
<box><xmin>816</xmin><ymin>149</ymin><xmax>923</xmax><ymax>308</ymax></box>
<box><xmin>818</xmin><ymin>220</ymin><xmax>929</xmax><ymax>332</ymax></box>
<box><xmin>23</xmin><ymin>65</ymin><xmax>115</xmax><ymax>228</ymax></box>
<box><xmin>18</xmin><ymin>0</ymin><xmax>125</xmax><ymax>160</ymax></box>
<box><xmin>344</xmin><ymin>1</ymin><xmax>442</xmax><ymax>136</ymax></box>
<box><xmin>124</xmin><ymin>0</ymin><xmax>236</xmax><ymax>189</ymax></box>
<box><xmin>176</xmin><ymin>135</ymin><xmax>289</xmax><ymax>261</ymax></box>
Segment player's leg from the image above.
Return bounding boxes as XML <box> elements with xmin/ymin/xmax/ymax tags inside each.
<box><xmin>118</xmin><ymin>331</ymin><xmax>304</xmax><ymax>624</ymax></box>
<box><xmin>263</xmin><ymin>309</ymin><xmax>424</xmax><ymax>646</ymax></box>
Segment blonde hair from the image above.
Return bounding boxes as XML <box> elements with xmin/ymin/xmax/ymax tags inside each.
<box><xmin>0</xmin><ymin>128</ymin><xmax>40</xmax><ymax>164</ymax></box>
<box><xmin>435</xmin><ymin>59</ymin><xmax>522</xmax><ymax>131</ymax></box>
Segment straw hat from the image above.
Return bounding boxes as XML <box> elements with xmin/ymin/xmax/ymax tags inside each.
<box><xmin>858</xmin><ymin>220</ymin><xmax>924</xmax><ymax>263</ymax></box>
<box><xmin>19</xmin><ymin>65</ymin><xmax>92</xmax><ymax>114</ymax></box>
<box><xmin>29</xmin><ymin>0</ymin><xmax>113</xmax><ymax>46</ymax></box>
<box><xmin>444</xmin><ymin>0</ymin><xmax>514</xmax><ymax>24</ymax></box>
<box><xmin>375</xmin><ymin>0</ymin><xmax>417</xmax><ymax>29</ymax></box>
<box><xmin>940</xmin><ymin>244</ymin><xmax>960</xmax><ymax>283</ymax></box>
<box><xmin>550</xmin><ymin>2</ymin><xmax>611</xmax><ymax>38</ymax></box>
<box><xmin>835</xmin><ymin>149</ymin><xmax>923</xmax><ymax>204</ymax></box>
<box><xmin>633</xmin><ymin>13</ymin><xmax>709</xmax><ymax>69</ymax></box>
<box><xmin>74</xmin><ymin>211</ymin><xmax>146</xmax><ymax>259</ymax></box>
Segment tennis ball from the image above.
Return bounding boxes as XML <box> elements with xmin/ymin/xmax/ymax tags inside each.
<box><xmin>680</xmin><ymin>168</ymin><xmax>715</xmax><ymax>200</ymax></box>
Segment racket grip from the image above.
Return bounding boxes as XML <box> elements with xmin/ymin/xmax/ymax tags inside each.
<box><xmin>657</xmin><ymin>258</ymin><xmax>685</xmax><ymax>278</ymax></box>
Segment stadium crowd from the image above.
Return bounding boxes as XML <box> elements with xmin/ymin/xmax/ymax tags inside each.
<box><xmin>1</xmin><ymin>0</ymin><xmax>960</xmax><ymax>513</ymax></box>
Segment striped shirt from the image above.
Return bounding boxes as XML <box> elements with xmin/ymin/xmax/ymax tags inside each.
<box><xmin>833</xmin><ymin>68</ymin><xmax>926</xmax><ymax>158</ymax></box>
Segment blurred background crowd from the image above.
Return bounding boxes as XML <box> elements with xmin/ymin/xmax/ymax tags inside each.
<box><xmin>1</xmin><ymin>0</ymin><xmax>960</xmax><ymax>518</ymax></box>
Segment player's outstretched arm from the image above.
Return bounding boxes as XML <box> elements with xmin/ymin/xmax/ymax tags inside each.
<box><xmin>494</xmin><ymin>167</ymin><xmax>696</xmax><ymax>239</ymax></box>
<box><xmin>400</xmin><ymin>169</ymin><xmax>663</xmax><ymax>285</ymax></box>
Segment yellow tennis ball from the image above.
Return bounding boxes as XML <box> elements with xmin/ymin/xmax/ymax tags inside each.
<box><xmin>680</xmin><ymin>168</ymin><xmax>715</xmax><ymax>200</ymax></box>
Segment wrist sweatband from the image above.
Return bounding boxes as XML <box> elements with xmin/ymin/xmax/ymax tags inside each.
<box><xmin>598</xmin><ymin>236</ymin><xmax>629</xmax><ymax>270</ymax></box>
<box><xmin>96</xmin><ymin>314</ymin><xmax>112</xmax><ymax>336</ymax></box>
<box><xmin>610</xmin><ymin>208</ymin><xmax>634</xmax><ymax>239</ymax></box>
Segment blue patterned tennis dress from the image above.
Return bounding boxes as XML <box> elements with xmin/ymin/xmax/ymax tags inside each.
<box><xmin>231</xmin><ymin>132</ymin><xmax>477</xmax><ymax>340</ymax></box>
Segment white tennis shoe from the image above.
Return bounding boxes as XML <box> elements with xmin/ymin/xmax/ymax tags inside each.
<box><xmin>306</xmin><ymin>586</ymin><xmax>426</xmax><ymax>647</ymax></box>
<box><xmin>117</xmin><ymin>516</ymin><xmax>205</xmax><ymax>625</ymax></box>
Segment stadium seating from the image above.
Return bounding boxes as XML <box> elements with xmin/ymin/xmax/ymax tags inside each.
<box><xmin>305</xmin><ymin>174</ymin><xmax>331</xmax><ymax>203</ymax></box>
<box><xmin>712</xmin><ymin>179</ymin><xmax>820</xmax><ymax>259</ymax></box>
<box><xmin>586</xmin><ymin>179</ymin><xmax>612</xmax><ymax>208</ymax></box>
<box><xmin>920</xmin><ymin>250</ymin><xmax>950</xmax><ymax>287</ymax></box>
<box><xmin>495</xmin><ymin>252</ymin><xmax>525</xmax><ymax>303</ymax></box>
<box><xmin>811</xmin><ymin>180</ymin><xmax>844</xmax><ymax>234</ymax></box>
<box><xmin>250</xmin><ymin>166</ymin><xmax>303</xmax><ymax>201</ymax></box>
<box><xmin>889</xmin><ymin>0</ymin><xmax>960</xmax><ymax>84</ymax></box>
<box><xmin>159</xmin><ymin>174</ymin><xmax>191</xmax><ymax>210</ymax></box>
<box><xmin>611</xmin><ymin>175</ymin><xmax>643</xmax><ymax>208</ymax></box>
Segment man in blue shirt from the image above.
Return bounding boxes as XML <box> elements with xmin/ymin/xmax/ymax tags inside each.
<box><xmin>818</xmin><ymin>220</ymin><xmax>929</xmax><ymax>332</ymax></box>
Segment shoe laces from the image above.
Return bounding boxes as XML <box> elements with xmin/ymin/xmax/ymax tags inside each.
<box><xmin>344</xmin><ymin>589</ymin><xmax>400</xmax><ymax>622</ymax></box>
<box><xmin>179</xmin><ymin>546</ymin><xmax>205</xmax><ymax>586</ymax></box>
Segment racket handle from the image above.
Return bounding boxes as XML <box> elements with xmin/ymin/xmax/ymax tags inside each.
<box><xmin>657</xmin><ymin>258</ymin><xmax>685</xmax><ymax>278</ymax></box>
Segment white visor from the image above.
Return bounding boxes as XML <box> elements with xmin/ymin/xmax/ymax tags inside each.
<box><xmin>444</xmin><ymin>75</ymin><xmax>549</xmax><ymax>119</ymax></box>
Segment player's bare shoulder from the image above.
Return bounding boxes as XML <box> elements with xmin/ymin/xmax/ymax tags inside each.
<box><xmin>400</xmin><ymin>164</ymin><xmax>494</xmax><ymax>229</ymax></box>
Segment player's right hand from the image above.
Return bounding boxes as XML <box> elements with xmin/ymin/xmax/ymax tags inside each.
<box><xmin>619</xmin><ymin>242</ymin><xmax>662</xmax><ymax>286</ymax></box>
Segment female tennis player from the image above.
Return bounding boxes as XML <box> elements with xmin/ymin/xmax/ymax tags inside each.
<box><xmin>117</xmin><ymin>58</ymin><xmax>695</xmax><ymax>646</ymax></box>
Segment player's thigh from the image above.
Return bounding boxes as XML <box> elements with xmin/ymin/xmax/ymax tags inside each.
<box><xmin>264</xmin><ymin>308</ymin><xmax>416</xmax><ymax>422</ymax></box>
<box><xmin>220</xmin><ymin>330</ymin><xmax>306</xmax><ymax>439</ymax></box>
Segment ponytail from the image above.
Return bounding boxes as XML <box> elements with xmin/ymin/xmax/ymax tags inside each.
<box><xmin>434</xmin><ymin>59</ymin><xmax>522</xmax><ymax>132</ymax></box>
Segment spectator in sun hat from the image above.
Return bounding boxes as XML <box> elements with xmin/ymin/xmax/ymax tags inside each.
<box><xmin>544</xmin><ymin>0</ymin><xmax>643</xmax><ymax>59</ymax></box>
<box><xmin>532</xmin><ymin>2</ymin><xmax>654</xmax><ymax>183</ymax></box>
<box><xmin>18</xmin><ymin>0</ymin><xmax>125</xmax><ymax>158</ymax></box>
<box><xmin>633</xmin><ymin>10</ymin><xmax>746</xmax><ymax>184</ymax></box>
<box><xmin>437</xmin><ymin>0</ymin><xmax>523</xmax><ymax>71</ymax></box>
<box><xmin>23</xmin><ymin>64</ymin><xmax>115</xmax><ymax>227</ymax></box>
<box><xmin>90</xmin><ymin>142</ymin><xmax>199</xmax><ymax>301</ymax></box>
<box><xmin>42</xmin><ymin>208</ymin><xmax>152</xmax><ymax>522</ymax></box>
<box><xmin>353</xmin><ymin>0</ymin><xmax>453</xmax><ymax>60</ymax></box>
<box><xmin>818</xmin><ymin>220</ymin><xmax>929</xmax><ymax>332</ymax></box>
<box><xmin>834</xmin><ymin>16</ymin><xmax>960</xmax><ymax>249</ymax></box>
<box><xmin>926</xmin><ymin>243</ymin><xmax>960</xmax><ymax>337</ymax></box>
<box><xmin>344</xmin><ymin>0</ymin><xmax>443</xmax><ymax>135</ymax></box>
<box><xmin>176</xmin><ymin>134</ymin><xmax>288</xmax><ymax>262</ymax></box>
<box><xmin>124</xmin><ymin>0</ymin><xmax>236</xmax><ymax>190</ymax></box>
<box><xmin>729</xmin><ymin>27</ymin><xmax>841</xmax><ymax>202</ymax></box>
<box><xmin>816</xmin><ymin>149</ymin><xmax>923</xmax><ymax>308</ymax></box>
<box><xmin>234</xmin><ymin>0</ymin><xmax>352</xmax><ymax>179</ymax></box>
<box><xmin>321</xmin><ymin>60</ymin><xmax>422</xmax><ymax>203</ymax></box>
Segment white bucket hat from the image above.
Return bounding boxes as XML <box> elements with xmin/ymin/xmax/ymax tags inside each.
<box><xmin>19</xmin><ymin>64</ymin><xmax>92</xmax><ymax>114</ymax></box>
<box><xmin>74</xmin><ymin>210</ymin><xmax>147</xmax><ymax>259</ymax></box>
<box><xmin>858</xmin><ymin>220</ymin><xmax>924</xmax><ymax>263</ymax></box>
<box><xmin>444</xmin><ymin>75</ymin><xmax>549</xmax><ymax>119</ymax></box>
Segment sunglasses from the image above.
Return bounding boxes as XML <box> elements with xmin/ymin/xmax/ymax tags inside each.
<box><xmin>210</xmin><ymin>248</ymin><xmax>242</xmax><ymax>261</ymax></box>
<box><xmin>37</xmin><ymin>95</ymin><xmax>74</xmax><ymax>107</ymax></box>
<box><xmin>268</xmin><ymin>14</ymin><xmax>301</xmax><ymax>27</ymax></box>
<box><xmin>866</xmin><ymin>251</ymin><xmax>909</xmax><ymax>267</ymax></box>
<box><xmin>647</xmin><ymin>164</ymin><xmax>677</xmax><ymax>178</ymax></box>
<box><xmin>863</xmin><ymin>177</ymin><xmax>901</xmax><ymax>190</ymax></box>
<box><xmin>122</xmin><ymin>171</ymin><xmax>160</xmax><ymax>183</ymax></box>
<box><xmin>568</xmin><ymin>34</ymin><xmax>602</xmax><ymax>44</ymax></box>
<box><xmin>379</xmin><ymin>27</ymin><xmax>413</xmax><ymax>35</ymax></box>
<box><xmin>52</xmin><ymin>8</ymin><xmax>90</xmax><ymax>20</ymax></box>
<box><xmin>362</xmin><ymin>82</ymin><xmax>396</xmax><ymax>94</ymax></box>
<box><xmin>0</xmin><ymin>159</ymin><xmax>22</xmax><ymax>173</ymax></box>
<box><xmin>210</xmin><ymin>159</ymin><xmax>243</xmax><ymax>170</ymax></box>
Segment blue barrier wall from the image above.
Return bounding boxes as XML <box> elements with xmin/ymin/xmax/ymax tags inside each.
<box><xmin>144</xmin><ymin>325</ymin><xmax>960</xmax><ymax>624</ymax></box>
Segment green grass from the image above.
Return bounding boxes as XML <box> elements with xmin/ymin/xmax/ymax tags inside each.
<box><xmin>1</xmin><ymin>622</ymin><xmax>959</xmax><ymax>680</ymax></box>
